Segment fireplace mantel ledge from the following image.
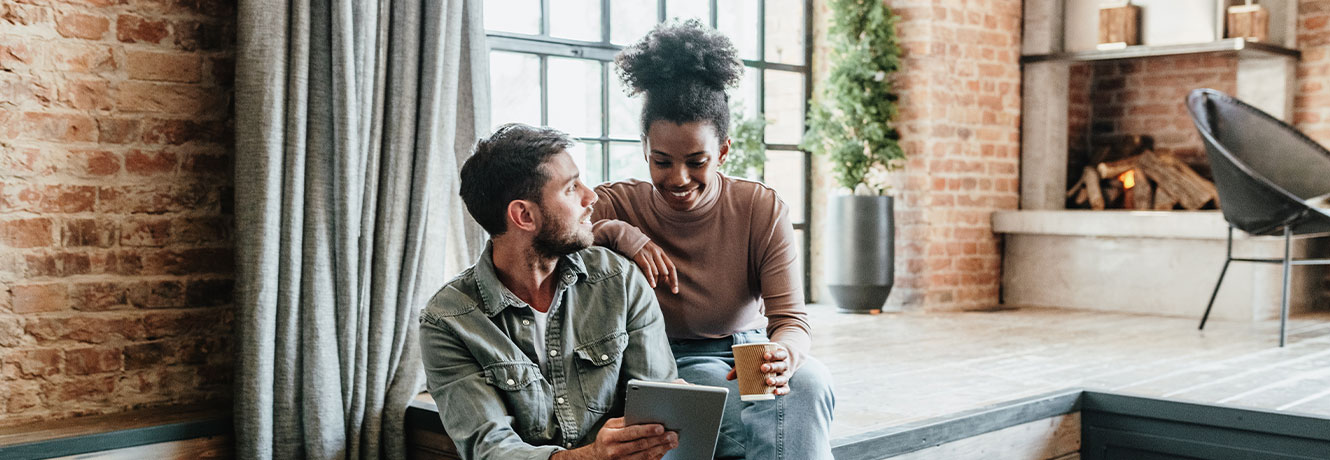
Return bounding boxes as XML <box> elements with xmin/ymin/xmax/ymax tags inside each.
<box><xmin>991</xmin><ymin>210</ymin><xmax>1243</xmax><ymax>240</ymax></box>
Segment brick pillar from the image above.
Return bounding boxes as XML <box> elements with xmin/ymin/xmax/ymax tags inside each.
<box><xmin>0</xmin><ymin>1</ymin><xmax>235</xmax><ymax>425</ymax></box>
<box><xmin>1296</xmin><ymin>0</ymin><xmax>1330</xmax><ymax>304</ymax></box>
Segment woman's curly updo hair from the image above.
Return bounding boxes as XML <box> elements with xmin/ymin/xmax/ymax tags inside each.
<box><xmin>615</xmin><ymin>19</ymin><xmax>743</xmax><ymax>140</ymax></box>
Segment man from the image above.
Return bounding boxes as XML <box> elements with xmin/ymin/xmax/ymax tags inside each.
<box><xmin>420</xmin><ymin>123</ymin><xmax>680</xmax><ymax>460</ymax></box>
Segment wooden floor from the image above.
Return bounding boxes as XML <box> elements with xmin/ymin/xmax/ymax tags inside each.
<box><xmin>810</xmin><ymin>305</ymin><xmax>1330</xmax><ymax>440</ymax></box>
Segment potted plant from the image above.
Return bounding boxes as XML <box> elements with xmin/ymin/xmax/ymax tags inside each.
<box><xmin>801</xmin><ymin>0</ymin><xmax>904</xmax><ymax>313</ymax></box>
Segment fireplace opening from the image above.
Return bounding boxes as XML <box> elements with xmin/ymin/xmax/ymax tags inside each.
<box><xmin>1064</xmin><ymin>58</ymin><xmax>1230</xmax><ymax>211</ymax></box>
<box><xmin>1065</xmin><ymin>134</ymin><xmax>1219</xmax><ymax>210</ymax></box>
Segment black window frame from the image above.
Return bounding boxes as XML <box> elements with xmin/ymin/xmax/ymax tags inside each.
<box><xmin>484</xmin><ymin>0</ymin><xmax>814</xmax><ymax>298</ymax></box>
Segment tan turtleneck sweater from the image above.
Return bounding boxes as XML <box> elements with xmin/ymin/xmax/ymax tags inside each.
<box><xmin>591</xmin><ymin>173</ymin><xmax>812</xmax><ymax>370</ymax></box>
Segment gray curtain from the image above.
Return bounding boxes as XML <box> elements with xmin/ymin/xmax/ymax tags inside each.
<box><xmin>233</xmin><ymin>0</ymin><xmax>487</xmax><ymax>458</ymax></box>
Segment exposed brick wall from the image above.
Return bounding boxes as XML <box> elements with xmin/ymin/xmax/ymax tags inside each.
<box><xmin>810</xmin><ymin>0</ymin><xmax>1022</xmax><ymax>311</ymax></box>
<box><xmin>0</xmin><ymin>0</ymin><xmax>234</xmax><ymax>426</ymax></box>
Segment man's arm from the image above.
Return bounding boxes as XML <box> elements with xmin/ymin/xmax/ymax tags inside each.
<box><xmin>419</xmin><ymin>314</ymin><xmax>563</xmax><ymax>460</ymax></box>
<box><xmin>619</xmin><ymin>262</ymin><xmax>679</xmax><ymax>382</ymax></box>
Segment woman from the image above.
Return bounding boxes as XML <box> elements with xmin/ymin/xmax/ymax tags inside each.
<box><xmin>590</xmin><ymin>20</ymin><xmax>835</xmax><ymax>460</ymax></box>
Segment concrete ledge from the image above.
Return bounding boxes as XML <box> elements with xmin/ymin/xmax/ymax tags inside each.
<box><xmin>993</xmin><ymin>210</ymin><xmax>1328</xmax><ymax>320</ymax></box>
<box><xmin>992</xmin><ymin>210</ymin><xmax>1231</xmax><ymax>240</ymax></box>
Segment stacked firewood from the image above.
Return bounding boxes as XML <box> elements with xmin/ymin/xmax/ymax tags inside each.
<box><xmin>1067</xmin><ymin>135</ymin><xmax>1219</xmax><ymax>210</ymax></box>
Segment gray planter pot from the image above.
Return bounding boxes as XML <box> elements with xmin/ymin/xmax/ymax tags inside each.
<box><xmin>824</xmin><ymin>195</ymin><xmax>895</xmax><ymax>313</ymax></box>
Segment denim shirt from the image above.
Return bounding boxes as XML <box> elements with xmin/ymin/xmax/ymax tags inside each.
<box><xmin>420</xmin><ymin>243</ymin><xmax>678</xmax><ymax>460</ymax></box>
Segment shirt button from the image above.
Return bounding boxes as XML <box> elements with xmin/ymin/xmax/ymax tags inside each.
<box><xmin>565</xmin><ymin>443</ymin><xmax>573</xmax><ymax>448</ymax></box>
<box><xmin>549</xmin><ymin>349</ymin><xmax>558</xmax><ymax>357</ymax></box>
<box><xmin>556</xmin><ymin>396</ymin><xmax>565</xmax><ymax>404</ymax></box>
<box><xmin>506</xmin><ymin>379</ymin><xmax>516</xmax><ymax>385</ymax></box>
<box><xmin>599</xmin><ymin>354</ymin><xmax>609</xmax><ymax>360</ymax></box>
<box><xmin>522</xmin><ymin>319</ymin><xmax>531</xmax><ymax>325</ymax></box>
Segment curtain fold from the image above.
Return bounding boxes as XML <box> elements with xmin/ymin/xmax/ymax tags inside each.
<box><xmin>234</xmin><ymin>0</ymin><xmax>487</xmax><ymax>458</ymax></box>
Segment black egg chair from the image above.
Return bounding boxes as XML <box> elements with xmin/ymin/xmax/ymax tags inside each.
<box><xmin>1186</xmin><ymin>88</ymin><xmax>1330</xmax><ymax>347</ymax></box>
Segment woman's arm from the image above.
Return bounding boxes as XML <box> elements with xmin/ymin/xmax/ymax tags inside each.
<box><xmin>591</xmin><ymin>185</ymin><xmax>679</xmax><ymax>293</ymax></box>
<box><xmin>752</xmin><ymin>191</ymin><xmax>813</xmax><ymax>373</ymax></box>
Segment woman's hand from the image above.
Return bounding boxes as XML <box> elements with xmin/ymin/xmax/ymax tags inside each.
<box><xmin>725</xmin><ymin>343</ymin><xmax>793</xmax><ymax>396</ymax></box>
<box><xmin>631</xmin><ymin>241</ymin><xmax>679</xmax><ymax>294</ymax></box>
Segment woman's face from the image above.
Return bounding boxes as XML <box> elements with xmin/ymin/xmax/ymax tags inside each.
<box><xmin>643</xmin><ymin>120</ymin><xmax>730</xmax><ymax>212</ymax></box>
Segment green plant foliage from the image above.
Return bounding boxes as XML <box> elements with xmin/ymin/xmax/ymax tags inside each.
<box><xmin>721</xmin><ymin>104</ymin><xmax>768</xmax><ymax>179</ymax></box>
<box><xmin>800</xmin><ymin>0</ymin><xmax>904</xmax><ymax>194</ymax></box>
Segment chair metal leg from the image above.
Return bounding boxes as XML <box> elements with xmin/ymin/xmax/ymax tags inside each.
<box><xmin>1279</xmin><ymin>226</ymin><xmax>1292</xmax><ymax>347</ymax></box>
<box><xmin>1200</xmin><ymin>226</ymin><xmax>1235</xmax><ymax>330</ymax></box>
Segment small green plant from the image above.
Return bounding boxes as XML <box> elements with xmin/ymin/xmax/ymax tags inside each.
<box><xmin>721</xmin><ymin>104</ymin><xmax>768</xmax><ymax>179</ymax></box>
<box><xmin>800</xmin><ymin>0</ymin><xmax>904</xmax><ymax>194</ymax></box>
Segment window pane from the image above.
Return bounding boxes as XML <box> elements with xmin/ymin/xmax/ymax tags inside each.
<box><xmin>764</xmin><ymin>0</ymin><xmax>804</xmax><ymax>65</ymax></box>
<box><xmin>611</xmin><ymin>0</ymin><xmax>659</xmax><ymax>45</ymax></box>
<box><xmin>764</xmin><ymin>69</ymin><xmax>804</xmax><ymax>145</ymax></box>
<box><xmin>609</xmin><ymin>141</ymin><xmax>650</xmax><ymax>182</ymax></box>
<box><xmin>567</xmin><ymin>141</ymin><xmax>604</xmax><ymax>182</ymax></box>
<box><xmin>547</xmin><ymin>58</ymin><xmax>603</xmax><ymax>137</ymax></box>
<box><xmin>764</xmin><ymin>149</ymin><xmax>805</xmax><ymax>224</ymax></box>
<box><xmin>484</xmin><ymin>0</ymin><xmax>540</xmax><ymax>35</ymax></box>
<box><xmin>717</xmin><ymin>0</ymin><xmax>759</xmax><ymax>60</ymax></box>
<box><xmin>730</xmin><ymin>66</ymin><xmax>759</xmax><ymax>120</ymax></box>
<box><xmin>489</xmin><ymin>51</ymin><xmax>541</xmax><ymax>131</ymax></box>
<box><xmin>666</xmin><ymin>0</ymin><xmax>709</xmax><ymax>23</ymax></box>
<box><xmin>609</xmin><ymin>71</ymin><xmax>643</xmax><ymax>139</ymax></box>
<box><xmin>550</xmin><ymin>0</ymin><xmax>602</xmax><ymax>41</ymax></box>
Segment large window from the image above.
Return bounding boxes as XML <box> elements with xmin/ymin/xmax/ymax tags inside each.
<box><xmin>484</xmin><ymin>0</ymin><xmax>812</xmax><ymax>293</ymax></box>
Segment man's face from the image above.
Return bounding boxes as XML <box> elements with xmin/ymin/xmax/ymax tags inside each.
<box><xmin>531</xmin><ymin>151</ymin><xmax>597</xmax><ymax>257</ymax></box>
<box><xmin>644</xmin><ymin>120</ymin><xmax>729</xmax><ymax>212</ymax></box>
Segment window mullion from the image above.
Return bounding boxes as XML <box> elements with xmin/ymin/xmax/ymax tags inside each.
<box><xmin>600</xmin><ymin>62</ymin><xmax>611</xmax><ymax>183</ymax></box>
<box><xmin>801</xmin><ymin>0</ymin><xmax>813</xmax><ymax>300</ymax></box>
<box><xmin>540</xmin><ymin>55</ymin><xmax>549</xmax><ymax>126</ymax></box>
<box><xmin>600</xmin><ymin>0</ymin><xmax>611</xmax><ymax>44</ymax></box>
<box><xmin>756</xmin><ymin>0</ymin><xmax>767</xmax><ymax>181</ymax></box>
<box><xmin>541</xmin><ymin>0</ymin><xmax>551</xmax><ymax>36</ymax></box>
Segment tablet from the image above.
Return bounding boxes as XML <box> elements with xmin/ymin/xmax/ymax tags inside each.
<box><xmin>624</xmin><ymin>379</ymin><xmax>729</xmax><ymax>460</ymax></box>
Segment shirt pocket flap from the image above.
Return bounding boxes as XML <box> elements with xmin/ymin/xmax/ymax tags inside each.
<box><xmin>574</xmin><ymin>332</ymin><xmax>628</xmax><ymax>366</ymax></box>
<box><xmin>484</xmin><ymin>362</ymin><xmax>542</xmax><ymax>391</ymax></box>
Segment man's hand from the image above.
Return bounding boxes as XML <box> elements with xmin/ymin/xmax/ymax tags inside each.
<box><xmin>725</xmin><ymin>343</ymin><xmax>793</xmax><ymax>396</ymax></box>
<box><xmin>552</xmin><ymin>417</ymin><xmax>677</xmax><ymax>460</ymax></box>
<box><xmin>631</xmin><ymin>241</ymin><xmax>679</xmax><ymax>294</ymax></box>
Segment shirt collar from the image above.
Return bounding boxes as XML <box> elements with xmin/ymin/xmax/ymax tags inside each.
<box><xmin>473</xmin><ymin>241</ymin><xmax>589</xmax><ymax>317</ymax></box>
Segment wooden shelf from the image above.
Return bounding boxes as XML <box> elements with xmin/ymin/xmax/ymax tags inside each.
<box><xmin>1021</xmin><ymin>38</ymin><xmax>1299</xmax><ymax>64</ymax></box>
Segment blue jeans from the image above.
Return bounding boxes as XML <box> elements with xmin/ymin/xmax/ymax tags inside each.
<box><xmin>670</xmin><ymin>330</ymin><xmax>836</xmax><ymax>460</ymax></box>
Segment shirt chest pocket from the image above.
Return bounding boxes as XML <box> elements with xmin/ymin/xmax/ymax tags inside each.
<box><xmin>573</xmin><ymin>332</ymin><xmax>628</xmax><ymax>413</ymax></box>
<box><xmin>483</xmin><ymin>362</ymin><xmax>552</xmax><ymax>437</ymax></box>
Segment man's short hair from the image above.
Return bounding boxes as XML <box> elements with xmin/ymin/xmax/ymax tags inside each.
<box><xmin>459</xmin><ymin>123</ymin><xmax>576</xmax><ymax>235</ymax></box>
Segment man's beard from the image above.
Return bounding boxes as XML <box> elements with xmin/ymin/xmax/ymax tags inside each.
<box><xmin>531</xmin><ymin>210</ymin><xmax>592</xmax><ymax>258</ymax></box>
